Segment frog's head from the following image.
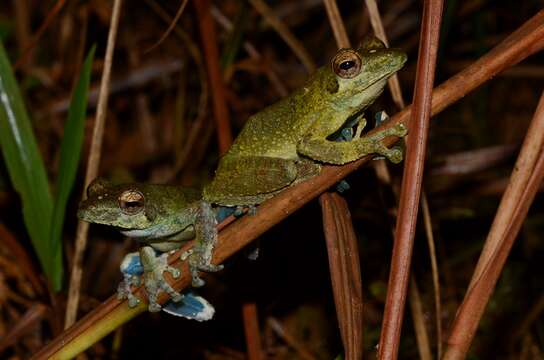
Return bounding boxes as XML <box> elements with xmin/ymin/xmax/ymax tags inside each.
<box><xmin>321</xmin><ymin>36</ymin><xmax>406</xmax><ymax>112</ymax></box>
<box><xmin>77</xmin><ymin>178</ymin><xmax>161</xmax><ymax>232</ymax></box>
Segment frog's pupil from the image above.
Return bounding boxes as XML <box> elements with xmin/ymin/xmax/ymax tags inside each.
<box><xmin>340</xmin><ymin>60</ymin><xmax>355</xmax><ymax>70</ymax></box>
<box><xmin>126</xmin><ymin>201</ymin><xmax>141</xmax><ymax>208</ymax></box>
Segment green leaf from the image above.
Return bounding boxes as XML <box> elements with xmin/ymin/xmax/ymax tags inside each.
<box><xmin>0</xmin><ymin>41</ymin><xmax>54</xmax><ymax>285</ymax></box>
<box><xmin>49</xmin><ymin>45</ymin><xmax>96</xmax><ymax>290</ymax></box>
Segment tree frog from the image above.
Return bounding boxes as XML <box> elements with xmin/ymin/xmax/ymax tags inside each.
<box><xmin>203</xmin><ymin>36</ymin><xmax>408</xmax><ymax>206</ymax></box>
<box><xmin>77</xmin><ymin>178</ymin><xmax>224</xmax><ymax>313</ymax></box>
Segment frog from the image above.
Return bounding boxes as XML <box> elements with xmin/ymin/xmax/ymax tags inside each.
<box><xmin>203</xmin><ymin>36</ymin><xmax>408</xmax><ymax>207</ymax></box>
<box><xmin>77</xmin><ymin>178</ymin><xmax>225</xmax><ymax>313</ymax></box>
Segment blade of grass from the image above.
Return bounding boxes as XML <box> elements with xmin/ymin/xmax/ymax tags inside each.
<box><xmin>0</xmin><ymin>40</ymin><xmax>56</xmax><ymax>288</ymax></box>
<box><xmin>49</xmin><ymin>45</ymin><xmax>96</xmax><ymax>291</ymax></box>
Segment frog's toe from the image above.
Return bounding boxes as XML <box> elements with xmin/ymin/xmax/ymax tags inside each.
<box><xmin>189</xmin><ymin>262</ymin><xmax>224</xmax><ymax>287</ymax></box>
<box><xmin>393</xmin><ymin>123</ymin><xmax>408</xmax><ymax>137</ymax></box>
<box><xmin>386</xmin><ymin>146</ymin><xmax>404</xmax><ymax>164</ymax></box>
<box><xmin>191</xmin><ymin>274</ymin><xmax>205</xmax><ymax>288</ymax></box>
<box><xmin>127</xmin><ymin>293</ymin><xmax>141</xmax><ymax>308</ymax></box>
<box><xmin>117</xmin><ymin>275</ymin><xmax>141</xmax><ymax>306</ymax></box>
<box><xmin>199</xmin><ymin>263</ymin><xmax>224</xmax><ymax>272</ymax></box>
<box><xmin>148</xmin><ymin>302</ymin><xmax>162</xmax><ymax>312</ymax></box>
<box><xmin>165</xmin><ymin>265</ymin><xmax>181</xmax><ymax>279</ymax></box>
<box><xmin>158</xmin><ymin>279</ymin><xmax>183</xmax><ymax>302</ymax></box>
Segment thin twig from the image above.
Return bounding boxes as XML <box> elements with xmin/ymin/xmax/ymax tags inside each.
<box><xmin>33</xmin><ymin>11</ymin><xmax>544</xmax><ymax>359</ymax></box>
<box><xmin>268</xmin><ymin>317</ymin><xmax>317</xmax><ymax>360</ymax></box>
<box><xmin>242</xmin><ymin>303</ymin><xmax>264</xmax><ymax>360</ymax></box>
<box><xmin>408</xmin><ymin>277</ymin><xmax>432</xmax><ymax>360</ymax></box>
<box><xmin>0</xmin><ymin>304</ymin><xmax>49</xmax><ymax>353</ymax></box>
<box><xmin>379</xmin><ymin>1</ymin><xmax>443</xmax><ymax>359</ymax></box>
<box><xmin>210</xmin><ymin>5</ymin><xmax>288</xmax><ymax>97</ymax></box>
<box><xmin>0</xmin><ymin>223</ymin><xmax>45</xmax><ymax>295</ymax></box>
<box><xmin>322</xmin><ymin>0</ymin><xmax>350</xmax><ymax>48</ymax></box>
<box><xmin>248</xmin><ymin>0</ymin><xmax>316</xmax><ymax>73</ymax></box>
<box><xmin>194</xmin><ymin>0</ymin><xmax>233</xmax><ymax>154</ymax></box>
<box><xmin>144</xmin><ymin>0</ymin><xmax>189</xmax><ymax>53</ymax></box>
<box><xmin>365</xmin><ymin>0</ymin><xmax>405</xmax><ymax>108</ymax></box>
<box><xmin>320</xmin><ymin>193</ymin><xmax>363</xmax><ymax>360</ymax></box>
<box><xmin>14</xmin><ymin>0</ymin><xmax>67</xmax><ymax>69</ymax></box>
<box><xmin>64</xmin><ymin>0</ymin><xmax>123</xmax><ymax>329</ymax></box>
<box><xmin>421</xmin><ymin>192</ymin><xmax>442</xmax><ymax>357</ymax></box>
<box><xmin>365</xmin><ymin>0</ymin><xmax>440</xmax><ymax>356</ymax></box>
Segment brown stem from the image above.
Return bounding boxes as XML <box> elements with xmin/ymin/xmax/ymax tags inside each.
<box><xmin>443</xmin><ymin>91</ymin><xmax>544</xmax><ymax>359</ymax></box>
<box><xmin>193</xmin><ymin>0</ymin><xmax>233</xmax><ymax>154</ymax></box>
<box><xmin>379</xmin><ymin>1</ymin><xmax>444</xmax><ymax>358</ymax></box>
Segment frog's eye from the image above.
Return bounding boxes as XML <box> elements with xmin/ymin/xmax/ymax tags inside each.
<box><xmin>332</xmin><ymin>49</ymin><xmax>362</xmax><ymax>79</ymax></box>
<box><xmin>118</xmin><ymin>190</ymin><xmax>145</xmax><ymax>215</ymax></box>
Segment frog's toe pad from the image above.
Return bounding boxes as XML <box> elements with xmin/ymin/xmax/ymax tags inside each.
<box><xmin>198</xmin><ymin>263</ymin><xmax>224</xmax><ymax>272</ymax></box>
<box><xmin>127</xmin><ymin>295</ymin><xmax>141</xmax><ymax>308</ymax></box>
<box><xmin>148</xmin><ymin>303</ymin><xmax>162</xmax><ymax>312</ymax></box>
<box><xmin>388</xmin><ymin>146</ymin><xmax>404</xmax><ymax>164</ymax></box>
<box><xmin>162</xmin><ymin>292</ymin><xmax>215</xmax><ymax>321</ymax></box>
<box><xmin>165</xmin><ymin>265</ymin><xmax>181</xmax><ymax>278</ymax></box>
<box><xmin>393</xmin><ymin>123</ymin><xmax>408</xmax><ymax>137</ymax></box>
<box><xmin>191</xmin><ymin>276</ymin><xmax>205</xmax><ymax>288</ymax></box>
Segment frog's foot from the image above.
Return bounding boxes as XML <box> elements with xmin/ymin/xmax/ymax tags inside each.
<box><xmin>247</xmin><ymin>205</ymin><xmax>257</xmax><ymax>215</ymax></box>
<box><xmin>140</xmin><ymin>248</ymin><xmax>183</xmax><ymax>312</ymax></box>
<box><xmin>162</xmin><ymin>292</ymin><xmax>215</xmax><ymax>321</ymax></box>
<box><xmin>234</xmin><ymin>206</ymin><xmax>245</xmax><ymax>217</ymax></box>
<box><xmin>181</xmin><ymin>249</ymin><xmax>224</xmax><ymax>288</ymax></box>
<box><xmin>118</xmin><ymin>252</ymin><xmax>144</xmax><ymax>307</ymax></box>
<box><xmin>367</xmin><ymin>123</ymin><xmax>407</xmax><ymax>164</ymax></box>
<box><xmin>117</xmin><ymin>273</ymin><xmax>142</xmax><ymax>308</ymax></box>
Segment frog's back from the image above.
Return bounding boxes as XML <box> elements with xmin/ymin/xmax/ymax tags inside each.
<box><xmin>226</xmin><ymin>71</ymin><xmax>328</xmax><ymax>160</ymax></box>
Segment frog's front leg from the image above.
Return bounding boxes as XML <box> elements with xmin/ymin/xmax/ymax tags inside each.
<box><xmin>298</xmin><ymin>123</ymin><xmax>407</xmax><ymax>164</ymax></box>
<box><xmin>139</xmin><ymin>246</ymin><xmax>183</xmax><ymax>312</ymax></box>
<box><xmin>182</xmin><ymin>200</ymin><xmax>224</xmax><ymax>288</ymax></box>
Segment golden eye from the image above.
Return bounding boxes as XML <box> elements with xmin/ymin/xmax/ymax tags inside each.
<box><xmin>332</xmin><ymin>49</ymin><xmax>362</xmax><ymax>79</ymax></box>
<box><xmin>118</xmin><ymin>190</ymin><xmax>144</xmax><ymax>215</ymax></box>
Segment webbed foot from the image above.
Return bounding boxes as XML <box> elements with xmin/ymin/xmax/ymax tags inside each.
<box><xmin>162</xmin><ymin>292</ymin><xmax>215</xmax><ymax>321</ymax></box>
<box><xmin>117</xmin><ymin>272</ymin><xmax>142</xmax><ymax>308</ymax></box>
<box><xmin>140</xmin><ymin>247</ymin><xmax>183</xmax><ymax>312</ymax></box>
<box><xmin>368</xmin><ymin>123</ymin><xmax>407</xmax><ymax>164</ymax></box>
<box><xmin>181</xmin><ymin>249</ymin><xmax>224</xmax><ymax>288</ymax></box>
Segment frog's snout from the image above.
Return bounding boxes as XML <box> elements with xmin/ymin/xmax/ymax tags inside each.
<box><xmin>387</xmin><ymin>50</ymin><xmax>407</xmax><ymax>71</ymax></box>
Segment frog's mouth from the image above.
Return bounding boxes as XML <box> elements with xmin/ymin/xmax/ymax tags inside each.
<box><xmin>119</xmin><ymin>227</ymin><xmax>157</xmax><ymax>238</ymax></box>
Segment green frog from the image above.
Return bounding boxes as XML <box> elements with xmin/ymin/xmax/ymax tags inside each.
<box><xmin>203</xmin><ymin>36</ymin><xmax>408</xmax><ymax>206</ymax></box>
<box><xmin>78</xmin><ymin>37</ymin><xmax>407</xmax><ymax>313</ymax></box>
<box><xmin>77</xmin><ymin>178</ymin><xmax>223</xmax><ymax>313</ymax></box>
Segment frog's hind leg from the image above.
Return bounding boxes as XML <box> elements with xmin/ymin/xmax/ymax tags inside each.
<box><xmin>204</xmin><ymin>156</ymin><xmax>298</xmax><ymax>202</ymax></box>
<box><xmin>294</xmin><ymin>158</ymin><xmax>322</xmax><ymax>182</ymax></box>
